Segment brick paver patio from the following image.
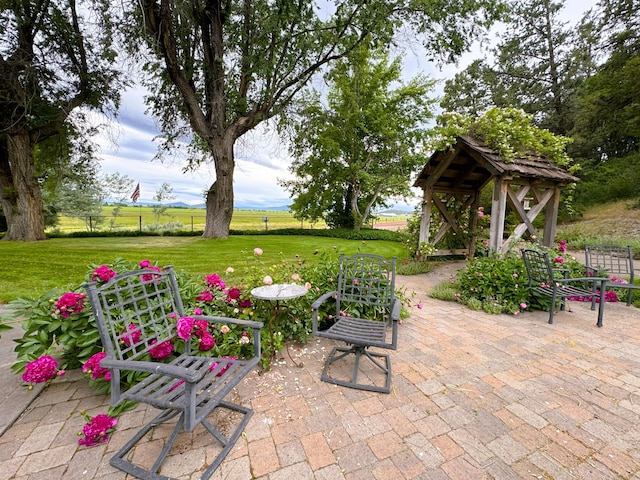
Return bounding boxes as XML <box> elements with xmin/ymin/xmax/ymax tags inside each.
<box><xmin>2</xmin><ymin>268</ymin><xmax>640</xmax><ymax>479</ymax></box>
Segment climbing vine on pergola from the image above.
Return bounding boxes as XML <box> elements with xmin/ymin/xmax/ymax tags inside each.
<box><xmin>413</xmin><ymin>135</ymin><xmax>578</xmax><ymax>257</ymax></box>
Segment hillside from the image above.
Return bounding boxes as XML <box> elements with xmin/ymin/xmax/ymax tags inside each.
<box><xmin>557</xmin><ymin>201</ymin><xmax>640</xmax><ymax>247</ymax></box>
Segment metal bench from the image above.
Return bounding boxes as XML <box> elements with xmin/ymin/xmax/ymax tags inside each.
<box><xmin>83</xmin><ymin>266</ymin><xmax>263</xmax><ymax>480</ymax></box>
<box><xmin>585</xmin><ymin>244</ymin><xmax>640</xmax><ymax>306</ymax></box>
<box><xmin>312</xmin><ymin>254</ymin><xmax>399</xmax><ymax>393</ymax></box>
<box><xmin>521</xmin><ymin>249</ymin><xmax>609</xmax><ymax>327</ymax></box>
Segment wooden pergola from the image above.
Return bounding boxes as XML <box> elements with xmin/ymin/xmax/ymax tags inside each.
<box><xmin>413</xmin><ymin>135</ymin><xmax>579</xmax><ymax>257</ymax></box>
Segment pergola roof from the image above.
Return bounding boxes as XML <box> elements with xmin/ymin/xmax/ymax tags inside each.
<box><xmin>413</xmin><ymin>134</ymin><xmax>579</xmax><ymax>192</ymax></box>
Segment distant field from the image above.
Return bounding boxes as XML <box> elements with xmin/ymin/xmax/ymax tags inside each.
<box><xmin>51</xmin><ymin>207</ymin><xmax>410</xmax><ymax>233</ymax></box>
<box><xmin>51</xmin><ymin>207</ymin><xmax>327</xmax><ymax>233</ymax></box>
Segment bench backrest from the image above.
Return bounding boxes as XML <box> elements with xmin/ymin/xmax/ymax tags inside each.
<box><xmin>84</xmin><ymin>266</ymin><xmax>186</xmax><ymax>362</ymax></box>
<box><xmin>585</xmin><ymin>244</ymin><xmax>634</xmax><ymax>279</ymax></box>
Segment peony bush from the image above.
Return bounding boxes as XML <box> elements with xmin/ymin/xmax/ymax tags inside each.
<box><xmin>4</xmin><ymin>247</ymin><xmax>414</xmax><ymax>446</ymax></box>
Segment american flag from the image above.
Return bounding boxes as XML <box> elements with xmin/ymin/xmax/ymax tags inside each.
<box><xmin>131</xmin><ymin>183</ymin><xmax>140</xmax><ymax>203</ymax></box>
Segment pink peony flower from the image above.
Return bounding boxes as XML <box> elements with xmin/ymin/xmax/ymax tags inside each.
<box><xmin>206</xmin><ymin>273</ymin><xmax>226</xmax><ymax>290</ymax></box>
<box><xmin>220</xmin><ymin>325</ymin><xmax>230</xmax><ymax>334</ymax></box>
<box><xmin>139</xmin><ymin>259</ymin><xmax>151</xmax><ymax>268</ymax></box>
<box><xmin>239</xmin><ymin>332</ymin><xmax>250</xmax><ymax>344</ymax></box>
<box><xmin>238</xmin><ymin>298</ymin><xmax>252</xmax><ymax>308</ymax></box>
<box><xmin>193</xmin><ymin>320</ymin><xmax>209</xmax><ymax>335</ymax></box>
<box><xmin>56</xmin><ymin>292</ymin><xmax>86</xmax><ymax>318</ymax></box>
<box><xmin>83</xmin><ymin>352</ymin><xmax>110</xmax><ymax>381</ymax></box>
<box><xmin>176</xmin><ymin>317</ymin><xmax>195</xmax><ymax>340</ymax></box>
<box><xmin>263</xmin><ymin>275</ymin><xmax>273</xmax><ymax>285</ymax></box>
<box><xmin>291</xmin><ymin>273</ymin><xmax>301</xmax><ymax>282</ymax></box>
<box><xmin>199</xmin><ymin>333</ymin><xmax>216</xmax><ymax>351</ymax></box>
<box><xmin>197</xmin><ymin>289</ymin><xmax>214</xmax><ymax>302</ymax></box>
<box><xmin>22</xmin><ymin>355</ymin><xmax>60</xmax><ymax>385</ymax></box>
<box><xmin>121</xmin><ymin>324</ymin><xmax>141</xmax><ymax>347</ymax></box>
<box><xmin>553</xmin><ymin>257</ymin><xmax>564</xmax><ymax>264</ymax></box>
<box><xmin>78</xmin><ymin>414</ymin><xmax>117</xmax><ymax>447</ymax></box>
<box><xmin>91</xmin><ymin>265</ymin><xmax>117</xmax><ymax>283</ymax></box>
<box><xmin>254</xmin><ymin>248</ymin><xmax>263</xmax><ymax>256</ymax></box>
<box><xmin>210</xmin><ymin>357</ymin><xmax>235</xmax><ymax>376</ymax></box>
<box><xmin>149</xmin><ymin>340</ymin><xmax>173</xmax><ymax>360</ymax></box>
<box><xmin>226</xmin><ymin>287</ymin><xmax>241</xmax><ymax>301</ymax></box>
<box><xmin>226</xmin><ymin>266</ymin><xmax>234</xmax><ymax>274</ymax></box>
<box><xmin>141</xmin><ymin>264</ymin><xmax>162</xmax><ymax>282</ymax></box>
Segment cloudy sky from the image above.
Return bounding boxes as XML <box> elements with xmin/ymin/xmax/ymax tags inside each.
<box><xmin>94</xmin><ymin>0</ymin><xmax>595</xmax><ymax>208</ymax></box>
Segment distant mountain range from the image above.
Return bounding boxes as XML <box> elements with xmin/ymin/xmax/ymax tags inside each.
<box><xmin>130</xmin><ymin>201</ymin><xmax>292</xmax><ymax>210</ymax></box>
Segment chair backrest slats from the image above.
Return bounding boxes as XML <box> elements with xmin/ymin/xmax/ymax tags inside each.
<box><xmin>521</xmin><ymin>249</ymin><xmax>554</xmax><ymax>286</ymax></box>
<box><xmin>585</xmin><ymin>244</ymin><xmax>633</xmax><ymax>277</ymax></box>
<box><xmin>335</xmin><ymin>254</ymin><xmax>396</xmax><ymax>318</ymax></box>
<box><xmin>84</xmin><ymin>266</ymin><xmax>185</xmax><ymax>362</ymax></box>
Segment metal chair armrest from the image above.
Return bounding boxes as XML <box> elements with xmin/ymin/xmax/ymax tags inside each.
<box><xmin>100</xmin><ymin>358</ymin><xmax>206</xmax><ymax>383</ymax></box>
<box><xmin>311</xmin><ymin>291</ymin><xmax>337</xmax><ymax>311</ymax></box>
<box><xmin>193</xmin><ymin>315</ymin><xmax>263</xmax><ymax>330</ymax></box>
<box><xmin>390</xmin><ymin>297</ymin><xmax>401</xmax><ymax>322</ymax></box>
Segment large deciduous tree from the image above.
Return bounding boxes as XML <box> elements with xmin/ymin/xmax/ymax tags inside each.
<box><xmin>281</xmin><ymin>46</ymin><xmax>436</xmax><ymax>231</ymax></box>
<box><xmin>129</xmin><ymin>0</ymin><xmax>504</xmax><ymax>238</ymax></box>
<box><xmin>0</xmin><ymin>0</ymin><xmax>122</xmax><ymax>241</ymax></box>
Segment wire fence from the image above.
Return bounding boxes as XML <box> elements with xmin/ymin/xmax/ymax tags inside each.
<box><xmin>49</xmin><ymin>213</ymin><xmax>326</xmax><ymax>234</ymax></box>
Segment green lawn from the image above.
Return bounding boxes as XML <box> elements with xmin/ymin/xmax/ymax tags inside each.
<box><xmin>0</xmin><ymin>236</ymin><xmax>407</xmax><ymax>302</ymax></box>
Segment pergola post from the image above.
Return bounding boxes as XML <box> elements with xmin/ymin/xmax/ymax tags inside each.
<box><xmin>489</xmin><ymin>178</ymin><xmax>508</xmax><ymax>253</ymax></box>
<box><xmin>418</xmin><ymin>187</ymin><xmax>433</xmax><ymax>249</ymax></box>
<box><xmin>543</xmin><ymin>186</ymin><xmax>561</xmax><ymax>248</ymax></box>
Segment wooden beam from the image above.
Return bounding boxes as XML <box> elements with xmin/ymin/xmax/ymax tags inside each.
<box><xmin>501</xmin><ymin>186</ymin><xmax>554</xmax><ymax>252</ymax></box>
<box><xmin>543</xmin><ymin>187</ymin><xmax>561</xmax><ymax>247</ymax></box>
<box><xmin>418</xmin><ymin>187</ymin><xmax>433</xmax><ymax>248</ymax></box>
<box><xmin>489</xmin><ymin>178</ymin><xmax>508</xmax><ymax>253</ymax></box>
<box><xmin>423</xmin><ymin>146</ymin><xmax>461</xmax><ymax>189</ymax></box>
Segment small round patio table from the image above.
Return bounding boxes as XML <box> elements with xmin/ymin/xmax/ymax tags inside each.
<box><xmin>251</xmin><ymin>283</ymin><xmax>308</xmax><ymax>366</ymax></box>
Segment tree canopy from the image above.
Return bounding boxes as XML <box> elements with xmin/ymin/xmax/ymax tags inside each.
<box><xmin>125</xmin><ymin>0</ymin><xmax>505</xmax><ymax>238</ymax></box>
<box><xmin>281</xmin><ymin>46</ymin><xmax>436</xmax><ymax>230</ymax></box>
<box><xmin>0</xmin><ymin>0</ymin><xmax>123</xmax><ymax>240</ymax></box>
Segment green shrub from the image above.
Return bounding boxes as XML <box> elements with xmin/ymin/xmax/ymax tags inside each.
<box><xmin>455</xmin><ymin>252</ymin><xmax>529</xmax><ymax>315</ymax></box>
<box><xmin>429</xmin><ymin>281</ymin><xmax>458</xmax><ymax>302</ymax></box>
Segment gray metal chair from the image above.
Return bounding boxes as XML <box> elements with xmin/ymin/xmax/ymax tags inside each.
<box><xmin>521</xmin><ymin>249</ymin><xmax>608</xmax><ymax>327</ymax></box>
<box><xmin>83</xmin><ymin>266</ymin><xmax>263</xmax><ymax>480</ymax></box>
<box><xmin>312</xmin><ymin>254</ymin><xmax>399</xmax><ymax>393</ymax></box>
<box><xmin>585</xmin><ymin>244</ymin><xmax>639</xmax><ymax>306</ymax></box>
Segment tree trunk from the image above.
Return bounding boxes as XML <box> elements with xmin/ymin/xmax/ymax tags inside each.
<box><xmin>0</xmin><ymin>130</ymin><xmax>46</xmax><ymax>241</ymax></box>
<box><xmin>202</xmin><ymin>135</ymin><xmax>235</xmax><ymax>238</ymax></box>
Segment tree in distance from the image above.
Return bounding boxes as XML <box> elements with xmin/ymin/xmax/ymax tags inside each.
<box><xmin>281</xmin><ymin>45</ymin><xmax>436</xmax><ymax>231</ymax></box>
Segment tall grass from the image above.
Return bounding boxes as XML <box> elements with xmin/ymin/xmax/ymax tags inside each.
<box><xmin>557</xmin><ymin>200</ymin><xmax>640</xmax><ymax>253</ymax></box>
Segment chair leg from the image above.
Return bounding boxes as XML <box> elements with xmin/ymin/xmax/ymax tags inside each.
<box><xmin>596</xmin><ymin>287</ymin><xmax>605</xmax><ymax>328</ymax></box>
<box><xmin>321</xmin><ymin>345</ymin><xmax>392</xmax><ymax>393</ymax></box>
<box><xmin>548</xmin><ymin>293</ymin><xmax>557</xmax><ymax>324</ymax></box>
<box><xmin>110</xmin><ymin>402</ymin><xmax>252</xmax><ymax>480</ymax></box>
